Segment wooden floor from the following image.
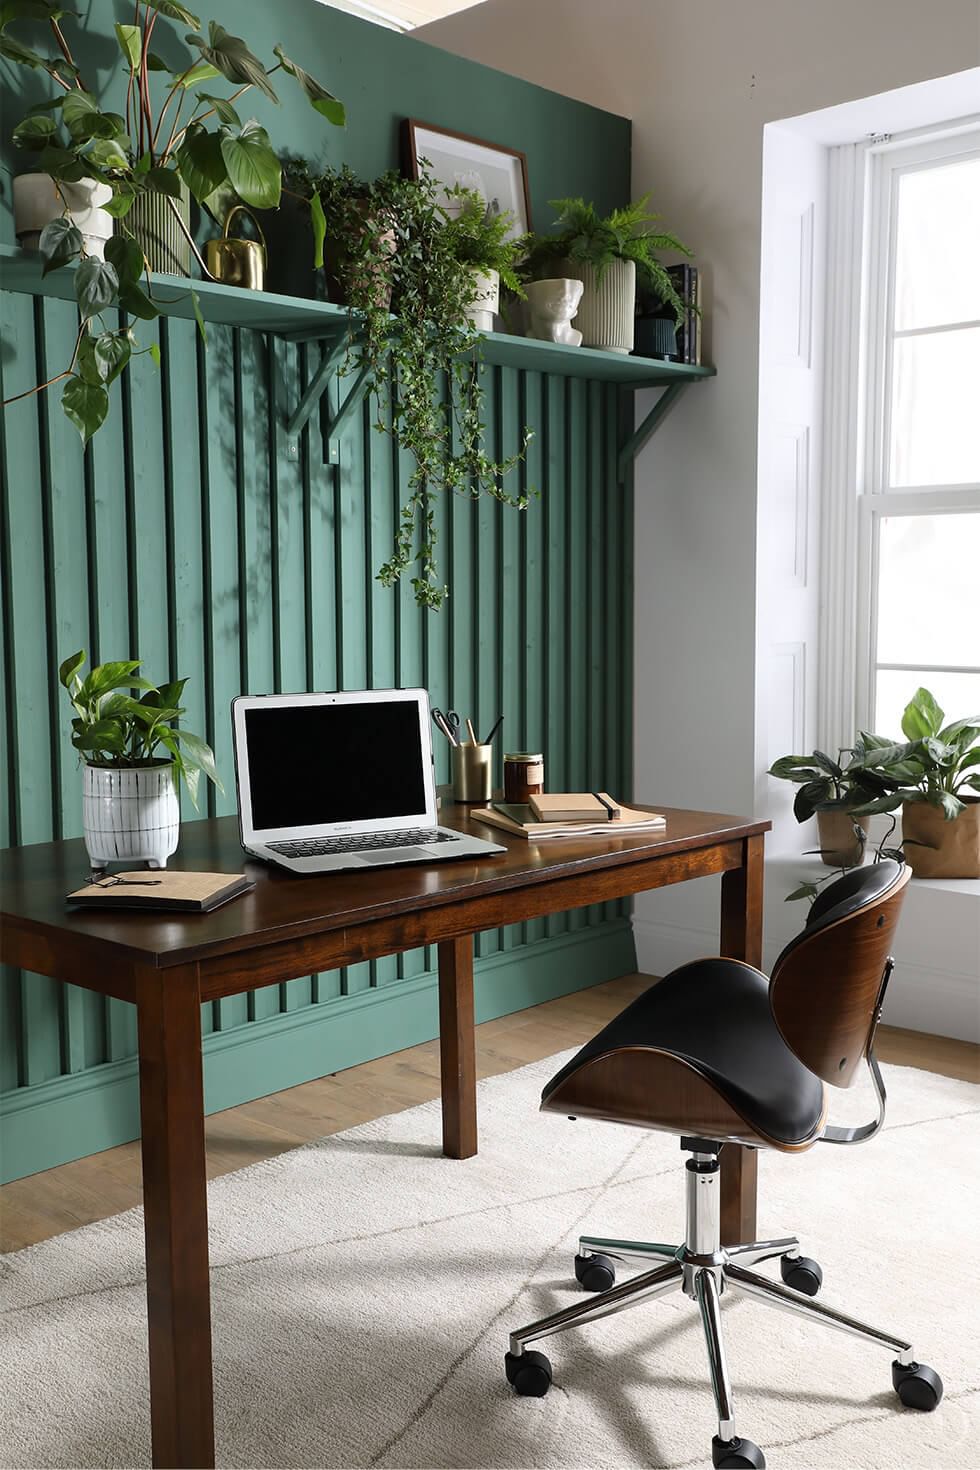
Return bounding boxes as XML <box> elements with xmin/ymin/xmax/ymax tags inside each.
<box><xmin>2</xmin><ymin>973</ymin><xmax>977</xmax><ymax>1254</ymax></box>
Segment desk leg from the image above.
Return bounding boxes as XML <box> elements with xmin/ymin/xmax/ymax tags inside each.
<box><xmin>438</xmin><ymin>936</ymin><xmax>477</xmax><ymax>1159</ymax></box>
<box><xmin>719</xmin><ymin>833</ymin><xmax>765</xmax><ymax>1244</ymax></box>
<box><xmin>137</xmin><ymin>969</ymin><xmax>214</xmax><ymax>1470</ymax></box>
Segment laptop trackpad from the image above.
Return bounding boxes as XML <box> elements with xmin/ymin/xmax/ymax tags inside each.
<box><xmin>359</xmin><ymin>847</ymin><xmax>429</xmax><ymax>863</ymax></box>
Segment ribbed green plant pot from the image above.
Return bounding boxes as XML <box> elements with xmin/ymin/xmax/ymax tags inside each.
<box><xmin>127</xmin><ymin>182</ymin><xmax>190</xmax><ymax>276</ymax></box>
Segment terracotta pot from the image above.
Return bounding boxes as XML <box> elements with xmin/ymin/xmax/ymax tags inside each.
<box><xmin>902</xmin><ymin>798</ymin><xmax>980</xmax><ymax>878</ymax></box>
<box><xmin>815</xmin><ymin>807</ymin><xmax>868</xmax><ymax>868</ymax></box>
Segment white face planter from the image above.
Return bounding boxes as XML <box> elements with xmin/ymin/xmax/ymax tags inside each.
<box><xmin>524</xmin><ymin>277</ymin><xmax>585</xmax><ymax>347</ymax></box>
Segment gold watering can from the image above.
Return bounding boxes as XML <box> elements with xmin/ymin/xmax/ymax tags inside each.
<box><xmin>205</xmin><ymin>205</ymin><xmax>267</xmax><ymax>291</ymax></box>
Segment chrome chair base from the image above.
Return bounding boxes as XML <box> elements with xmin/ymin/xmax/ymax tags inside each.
<box><xmin>506</xmin><ymin>1150</ymin><xmax>938</xmax><ymax>1468</ymax></box>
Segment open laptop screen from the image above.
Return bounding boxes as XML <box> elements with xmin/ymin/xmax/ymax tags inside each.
<box><xmin>243</xmin><ymin>699</ymin><xmax>426</xmax><ymax>831</ymax></box>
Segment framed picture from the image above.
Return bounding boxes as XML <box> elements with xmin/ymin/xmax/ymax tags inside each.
<box><xmin>402</xmin><ymin>119</ymin><xmax>532</xmax><ymax>239</ymax></box>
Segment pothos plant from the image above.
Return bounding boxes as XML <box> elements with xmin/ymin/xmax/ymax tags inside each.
<box><xmin>58</xmin><ymin>649</ymin><xmax>221</xmax><ymax>807</ymax></box>
<box><xmin>1</xmin><ymin>0</ymin><xmax>344</xmax><ymax>442</ymax></box>
<box><xmin>296</xmin><ymin>162</ymin><xmax>532</xmax><ymax>609</ymax></box>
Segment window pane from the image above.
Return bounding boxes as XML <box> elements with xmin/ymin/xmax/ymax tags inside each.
<box><xmin>874</xmin><ymin>669</ymin><xmax>980</xmax><ymax>741</ymax></box>
<box><xmin>876</xmin><ymin>513</ymin><xmax>980</xmax><ymax>666</ymax></box>
<box><xmin>894</xmin><ymin>155</ymin><xmax>980</xmax><ymax>331</ymax></box>
<box><xmin>889</xmin><ymin>327</ymin><xmax>980</xmax><ymax>486</ymax></box>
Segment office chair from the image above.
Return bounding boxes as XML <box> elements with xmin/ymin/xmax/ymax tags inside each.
<box><xmin>503</xmin><ymin>859</ymin><xmax>942</xmax><ymax>1469</ymax></box>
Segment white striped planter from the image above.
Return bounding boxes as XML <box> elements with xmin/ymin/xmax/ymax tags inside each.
<box><xmin>83</xmin><ymin>762</ymin><xmax>180</xmax><ymax>871</ymax></box>
<box><xmin>559</xmin><ymin>257</ymin><xmax>637</xmax><ymax>353</ymax></box>
<box><xmin>464</xmin><ymin>268</ymin><xmax>500</xmax><ymax>331</ymax></box>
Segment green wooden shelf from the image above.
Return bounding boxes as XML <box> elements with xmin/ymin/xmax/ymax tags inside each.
<box><xmin>0</xmin><ymin>242</ymin><xmax>715</xmax><ymax>472</ymax></box>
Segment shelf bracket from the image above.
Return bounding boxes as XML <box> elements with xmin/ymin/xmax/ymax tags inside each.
<box><xmin>322</xmin><ymin>360</ymin><xmax>373</xmax><ymax>465</ymax></box>
<box><xmin>285</xmin><ymin>338</ymin><xmax>348</xmax><ymax>439</ymax></box>
<box><xmin>617</xmin><ymin>381</ymin><xmax>688</xmax><ymax>482</ymax></box>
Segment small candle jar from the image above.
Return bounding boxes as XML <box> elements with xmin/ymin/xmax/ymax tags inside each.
<box><xmin>503</xmin><ymin>752</ymin><xmax>544</xmax><ymax>803</ymax></box>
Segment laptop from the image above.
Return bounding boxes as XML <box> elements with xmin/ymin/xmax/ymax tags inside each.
<box><xmin>232</xmin><ymin>688</ymin><xmax>506</xmax><ymax>874</ymax></box>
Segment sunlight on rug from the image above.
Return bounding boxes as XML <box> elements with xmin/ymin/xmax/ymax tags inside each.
<box><xmin>1</xmin><ymin>1053</ymin><xmax>978</xmax><ymax>1469</ymax></box>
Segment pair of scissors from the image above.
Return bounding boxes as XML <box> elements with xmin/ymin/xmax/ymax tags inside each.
<box><xmin>431</xmin><ymin>708</ymin><xmax>461</xmax><ymax>747</ymax></box>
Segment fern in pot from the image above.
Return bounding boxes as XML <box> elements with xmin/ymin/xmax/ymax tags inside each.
<box><xmin>443</xmin><ymin>188</ymin><xmax>526</xmax><ymax>331</ymax></box>
<box><xmin>59</xmin><ymin>651</ymin><xmax>221</xmax><ymax>871</ymax></box>
<box><xmin>524</xmin><ymin>195</ymin><xmax>691</xmax><ymax>354</ymax></box>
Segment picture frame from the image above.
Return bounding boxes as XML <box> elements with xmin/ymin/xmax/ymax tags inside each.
<box><xmin>402</xmin><ymin>119</ymin><xmax>532</xmax><ymax>239</ymax></box>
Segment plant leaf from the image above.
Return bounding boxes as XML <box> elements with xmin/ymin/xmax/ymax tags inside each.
<box><xmin>38</xmin><ymin>216</ymin><xmax>82</xmax><ymax>274</ymax></box>
<box><xmin>74</xmin><ymin>257</ymin><xmax>119</xmax><ymax>319</ymax></box>
<box><xmin>71</xmin><ymin>718</ymin><xmax>126</xmax><ymax>754</ymax></box>
<box><xmin>103</xmin><ymin>187</ymin><xmax>137</xmax><ymax>219</ymax></box>
<box><xmin>218</xmin><ymin>118</ymin><xmax>281</xmax><ymax>208</ymax></box>
<box><xmin>12</xmin><ymin>113</ymin><xmax>60</xmax><ymax>148</ymax></box>
<box><xmin>93</xmin><ymin>331</ymin><xmax>132</xmax><ymax>384</ymax></box>
<box><xmin>186</xmin><ymin>23</ymin><xmax>279</xmax><ymax>103</ymax></box>
<box><xmin>105</xmin><ymin>234</ymin><xmax>144</xmax><ymax>285</ymax></box>
<box><xmin>143</xmin><ymin>0</ymin><xmax>201</xmax><ymax>26</ymax></box>
<box><xmin>194</xmin><ymin>91</ymin><xmax>240</xmax><ymax>126</ymax></box>
<box><xmin>62</xmin><ymin>376</ymin><xmax>109</xmax><ymax>443</ymax></box>
<box><xmin>170</xmin><ymin>727</ymin><xmax>223</xmax><ymax>791</ymax></box>
<box><xmin>118</xmin><ymin>278</ymin><xmax>161</xmax><ymax>320</ymax></box>
<box><xmin>785</xmin><ymin>882</ymin><xmax>820</xmax><ymax>903</ymax></box>
<box><xmin>310</xmin><ymin>189</ymin><xmax>326</xmax><ymax>269</ymax></box>
<box><xmin>901</xmin><ymin>686</ymin><xmax>944</xmax><ymax>741</ymax></box>
<box><xmin>144</xmin><ymin>166</ymin><xmax>184</xmax><ymax>197</ymax></box>
<box><xmin>60</xmin><ymin>88</ymin><xmax>99</xmax><ymax>139</ymax></box>
<box><xmin>58</xmin><ymin>649</ymin><xmax>86</xmax><ymax>687</ymax></box>
<box><xmin>272</xmin><ymin>45</ymin><xmax>345</xmax><ymax>125</ymax></box>
<box><xmin>191</xmin><ymin>288</ymin><xmax>207</xmax><ymax>345</ymax></box>
<box><xmin>114</xmin><ymin>21</ymin><xmax>141</xmax><ymax>70</ymax></box>
<box><xmin>0</xmin><ymin>33</ymin><xmax>46</xmax><ymax>66</ymax></box>
<box><xmin>176</xmin><ymin>124</ymin><xmax>227</xmax><ymax>202</ymax></box>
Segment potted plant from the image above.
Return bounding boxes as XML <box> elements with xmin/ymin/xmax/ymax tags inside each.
<box><xmin>852</xmin><ymin>688</ymin><xmax>980</xmax><ymax>878</ymax></box>
<box><xmin>294</xmin><ymin>163</ymin><xmax>532</xmax><ymax>609</ymax></box>
<box><xmin>2</xmin><ymin>0</ymin><xmax>343</xmax><ymax>441</ymax></box>
<box><xmin>522</xmin><ymin>195</ymin><xmax>691</xmax><ymax>354</ymax></box>
<box><xmin>59</xmin><ymin>649</ymin><xmax>221</xmax><ymax>871</ymax></box>
<box><xmin>443</xmin><ymin>188</ymin><xmax>526</xmax><ymax>331</ymax></box>
<box><xmin>768</xmin><ymin>737</ymin><xmax>899</xmax><ymax>868</ymax></box>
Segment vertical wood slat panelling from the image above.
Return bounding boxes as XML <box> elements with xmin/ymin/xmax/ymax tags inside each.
<box><xmin>0</xmin><ymin>298</ymin><xmax>634</xmax><ymax>1166</ymax></box>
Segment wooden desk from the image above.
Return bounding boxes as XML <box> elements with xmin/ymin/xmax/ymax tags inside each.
<box><xmin>0</xmin><ymin>804</ymin><xmax>768</xmax><ymax>1468</ymax></box>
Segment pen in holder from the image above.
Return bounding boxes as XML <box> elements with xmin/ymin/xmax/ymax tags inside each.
<box><xmin>452</xmin><ymin>743</ymin><xmax>493</xmax><ymax>803</ymax></box>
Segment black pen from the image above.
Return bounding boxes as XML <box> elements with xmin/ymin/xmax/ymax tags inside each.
<box><xmin>483</xmin><ymin>714</ymin><xmax>504</xmax><ymax>745</ymax></box>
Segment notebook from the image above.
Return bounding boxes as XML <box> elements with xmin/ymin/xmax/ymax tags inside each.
<box><xmin>67</xmin><ymin>870</ymin><xmax>254</xmax><ymax>913</ymax></box>
<box><xmin>529</xmin><ymin>792</ymin><xmax>622</xmax><ymax>822</ymax></box>
<box><xmin>473</xmin><ymin>802</ymin><xmax>666</xmax><ymax>840</ymax></box>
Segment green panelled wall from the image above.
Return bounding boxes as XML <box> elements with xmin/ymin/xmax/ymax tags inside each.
<box><xmin>0</xmin><ymin>1</ymin><xmax>635</xmax><ymax>1182</ymax></box>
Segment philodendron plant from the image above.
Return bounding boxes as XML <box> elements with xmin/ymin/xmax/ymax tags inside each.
<box><xmin>2</xmin><ymin>0</ymin><xmax>344</xmax><ymax>441</ymax></box>
<box><xmin>851</xmin><ymin>688</ymin><xmax>980</xmax><ymax>823</ymax></box>
<box><xmin>768</xmin><ymin>736</ymin><xmax>899</xmax><ymax>824</ymax></box>
<box><xmin>59</xmin><ymin>649</ymin><xmax>221</xmax><ymax>807</ymax></box>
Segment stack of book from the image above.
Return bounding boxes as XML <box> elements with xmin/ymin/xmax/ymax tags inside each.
<box><xmin>667</xmin><ymin>264</ymin><xmax>701</xmax><ymax>366</ymax></box>
<box><xmin>472</xmin><ymin>792</ymin><xmax>666</xmax><ymax>841</ymax></box>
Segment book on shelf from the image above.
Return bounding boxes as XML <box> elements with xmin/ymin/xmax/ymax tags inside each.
<box><xmin>667</xmin><ymin>264</ymin><xmax>701</xmax><ymax>365</ymax></box>
<box><xmin>472</xmin><ymin>801</ymin><xmax>666</xmax><ymax>840</ymax></box>
<box><xmin>529</xmin><ymin>792</ymin><xmax>622</xmax><ymax>822</ymax></box>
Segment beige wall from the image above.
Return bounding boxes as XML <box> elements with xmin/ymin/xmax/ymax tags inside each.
<box><xmin>418</xmin><ymin>1</ymin><xmax>980</xmax><ymax>1027</ymax></box>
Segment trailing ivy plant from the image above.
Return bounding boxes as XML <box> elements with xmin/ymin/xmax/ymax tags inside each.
<box><xmin>522</xmin><ymin>195</ymin><xmax>692</xmax><ymax>323</ymax></box>
<box><xmin>1</xmin><ymin>0</ymin><xmax>343</xmax><ymax>441</ymax></box>
<box><xmin>58</xmin><ymin>649</ymin><xmax>222</xmax><ymax>808</ymax></box>
<box><xmin>296</xmin><ymin>163</ymin><xmax>532</xmax><ymax>609</ymax></box>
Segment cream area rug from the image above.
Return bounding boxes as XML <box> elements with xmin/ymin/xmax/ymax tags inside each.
<box><xmin>1</xmin><ymin>1054</ymin><xmax>978</xmax><ymax>1470</ymax></box>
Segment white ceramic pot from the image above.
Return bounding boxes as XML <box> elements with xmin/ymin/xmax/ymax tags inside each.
<box><xmin>464</xmin><ymin>268</ymin><xmax>500</xmax><ymax>330</ymax></box>
<box><xmin>13</xmin><ymin>174</ymin><xmax>114</xmax><ymax>259</ymax></box>
<box><xmin>560</xmin><ymin>256</ymin><xmax>637</xmax><ymax>353</ymax></box>
<box><xmin>83</xmin><ymin>762</ymin><xmax>180</xmax><ymax>871</ymax></box>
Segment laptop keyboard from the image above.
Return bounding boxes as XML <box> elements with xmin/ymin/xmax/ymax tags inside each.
<box><xmin>267</xmin><ymin>828</ymin><xmax>460</xmax><ymax>858</ymax></box>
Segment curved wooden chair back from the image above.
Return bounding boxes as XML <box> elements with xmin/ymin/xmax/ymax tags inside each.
<box><xmin>768</xmin><ymin>861</ymin><xmax>910</xmax><ymax>1087</ymax></box>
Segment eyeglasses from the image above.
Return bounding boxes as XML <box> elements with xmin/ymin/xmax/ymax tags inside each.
<box><xmin>86</xmin><ymin>874</ymin><xmax>164</xmax><ymax>888</ymax></box>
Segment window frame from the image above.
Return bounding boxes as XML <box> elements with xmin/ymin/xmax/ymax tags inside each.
<box><xmin>819</xmin><ymin>119</ymin><xmax>980</xmax><ymax>749</ymax></box>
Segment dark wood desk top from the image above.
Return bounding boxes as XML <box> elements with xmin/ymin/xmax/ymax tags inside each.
<box><xmin>0</xmin><ymin>804</ymin><xmax>769</xmax><ymax>970</ymax></box>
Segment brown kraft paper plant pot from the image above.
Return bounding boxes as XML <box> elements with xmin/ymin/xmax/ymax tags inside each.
<box><xmin>815</xmin><ymin>807</ymin><xmax>868</xmax><ymax>868</ymax></box>
<box><xmin>902</xmin><ymin>797</ymin><xmax>980</xmax><ymax>879</ymax></box>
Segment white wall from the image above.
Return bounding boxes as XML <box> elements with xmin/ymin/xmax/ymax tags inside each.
<box><xmin>419</xmin><ymin>0</ymin><xmax>980</xmax><ymax>1038</ymax></box>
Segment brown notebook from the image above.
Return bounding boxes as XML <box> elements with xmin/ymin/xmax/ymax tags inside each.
<box><xmin>67</xmin><ymin>870</ymin><xmax>254</xmax><ymax>913</ymax></box>
<box><xmin>529</xmin><ymin>791</ymin><xmax>622</xmax><ymax>822</ymax></box>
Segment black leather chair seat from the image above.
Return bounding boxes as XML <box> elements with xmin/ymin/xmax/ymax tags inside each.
<box><xmin>543</xmin><ymin>959</ymin><xmax>826</xmax><ymax>1146</ymax></box>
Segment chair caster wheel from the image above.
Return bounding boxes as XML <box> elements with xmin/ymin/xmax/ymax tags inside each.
<box><xmin>505</xmin><ymin>1349</ymin><xmax>552</xmax><ymax>1396</ymax></box>
<box><xmin>574</xmin><ymin>1252</ymin><xmax>616</xmax><ymax>1292</ymax></box>
<box><xmin>712</xmin><ymin>1435</ymin><xmax>765</xmax><ymax>1468</ymax></box>
<box><xmin>892</xmin><ymin>1360</ymin><xmax>943</xmax><ymax>1410</ymax></box>
<box><xmin>780</xmin><ymin>1254</ymin><xmax>822</xmax><ymax>1296</ymax></box>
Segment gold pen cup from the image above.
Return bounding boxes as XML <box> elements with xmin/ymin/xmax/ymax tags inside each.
<box><xmin>451</xmin><ymin>743</ymin><xmax>493</xmax><ymax>803</ymax></box>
